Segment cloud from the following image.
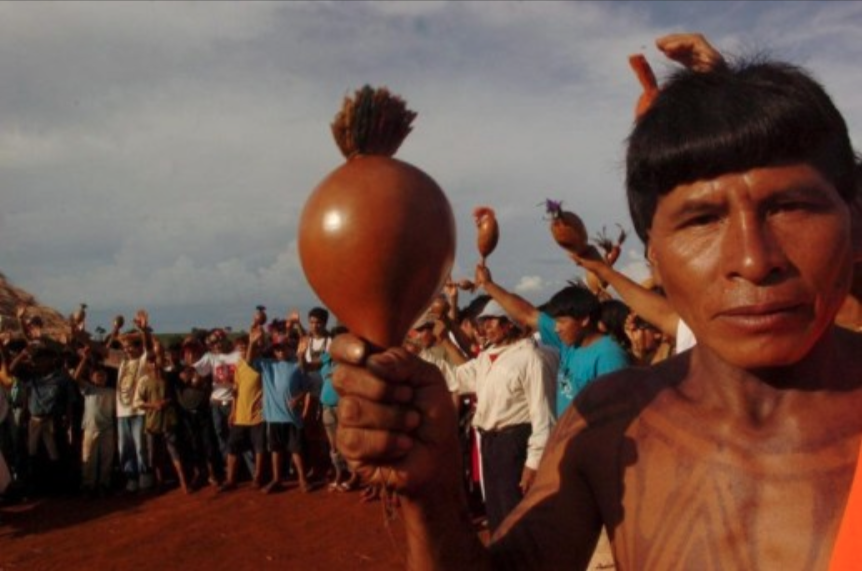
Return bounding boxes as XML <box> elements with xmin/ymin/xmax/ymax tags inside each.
<box><xmin>2</xmin><ymin>1</ymin><xmax>861</xmax><ymax>331</ymax></box>
<box><xmin>514</xmin><ymin>275</ymin><xmax>545</xmax><ymax>295</ymax></box>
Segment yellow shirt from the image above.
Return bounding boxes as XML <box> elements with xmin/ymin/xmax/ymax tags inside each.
<box><xmin>233</xmin><ymin>360</ymin><xmax>263</xmax><ymax>426</ymax></box>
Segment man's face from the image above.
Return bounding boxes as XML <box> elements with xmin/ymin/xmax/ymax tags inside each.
<box><xmin>91</xmin><ymin>369</ymin><xmax>107</xmax><ymax>386</ymax></box>
<box><xmin>408</xmin><ymin>324</ymin><xmax>435</xmax><ymax>350</ymax></box>
<box><xmin>183</xmin><ymin>346</ymin><xmax>203</xmax><ymax>365</ymax></box>
<box><xmin>206</xmin><ymin>334</ymin><xmax>228</xmax><ymax>354</ymax></box>
<box><xmin>403</xmin><ymin>334</ymin><xmax>422</xmax><ymax>355</ymax></box>
<box><xmin>272</xmin><ymin>344</ymin><xmax>296</xmax><ymax>361</ymax></box>
<box><xmin>647</xmin><ymin>163</ymin><xmax>852</xmax><ymax>369</ymax></box>
<box><xmin>460</xmin><ymin>319</ymin><xmax>482</xmax><ymax>347</ymax></box>
<box><xmin>308</xmin><ymin>316</ymin><xmax>326</xmax><ymax>336</ymax></box>
<box><xmin>554</xmin><ymin>315</ymin><xmax>588</xmax><ymax>347</ymax></box>
<box><xmin>480</xmin><ymin>317</ymin><xmax>513</xmax><ymax>347</ymax></box>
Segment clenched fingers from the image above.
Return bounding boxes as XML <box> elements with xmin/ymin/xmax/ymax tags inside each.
<box><xmin>338</xmin><ymin>395</ymin><xmax>421</xmax><ymax>433</ymax></box>
<box><xmin>337</xmin><ymin>424</ymin><xmax>415</xmax><ymax>465</ymax></box>
<box><xmin>333</xmin><ymin>360</ymin><xmax>414</xmax><ymax>404</ymax></box>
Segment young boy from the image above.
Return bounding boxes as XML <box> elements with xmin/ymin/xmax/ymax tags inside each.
<box><xmin>71</xmin><ymin>348</ymin><xmax>116</xmax><ymax>498</ymax></box>
<box><xmin>217</xmin><ymin>333</ymin><xmax>265</xmax><ymax>492</ymax></box>
<box><xmin>134</xmin><ymin>341</ymin><xmax>189</xmax><ymax>494</ymax></box>
<box><xmin>253</xmin><ymin>327</ymin><xmax>313</xmax><ymax>494</ymax></box>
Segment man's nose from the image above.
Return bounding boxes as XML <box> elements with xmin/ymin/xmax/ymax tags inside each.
<box><xmin>723</xmin><ymin>211</ymin><xmax>787</xmax><ymax>284</ymax></box>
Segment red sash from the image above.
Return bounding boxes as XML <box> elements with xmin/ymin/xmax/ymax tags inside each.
<box><xmin>830</xmin><ymin>442</ymin><xmax>862</xmax><ymax>570</ymax></box>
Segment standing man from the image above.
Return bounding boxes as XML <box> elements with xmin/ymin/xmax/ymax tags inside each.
<box><xmin>294</xmin><ymin>306</ymin><xmax>332</xmax><ymax>396</ymax></box>
<box><xmin>1</xmin><ymin>344</ymin><xmax>72</xmax><ymax>494</ymax></box>
<box><xmin>293</xmin><ymin>307</ymin><xmax>332</xmax><ymax>476</ymax></box>
<box><xmin>475</xmin><ymin>266</ymin><xmax>630</xmax><ymax>418</ymax></box>
<box><xmin>454</xmin><ymin>299</ymin><xmax>555</xmax><ymax>532</ymax></box>
<box><xmin>193</xmin><ymin>328</ymin><xmax>240</xmax><ymax>480</ymax></box>
<box><xmin>218</xmin><ymin>331</ymin><xmax>265</xmax><ymax>492</ymax></box>
<box><xmin>331</xmin><ymin>34</ymin><xmax>862</xmax><ymax>569</ymax></box>
<box><xmin>255</xmin><ymin>332</ymin><xmax>314</xmax><ymax>494</ymax></box>
<box><xmin>108</xmin><ymin>311</ymin><xmax>153</xmax><ymax>493</ymax></box>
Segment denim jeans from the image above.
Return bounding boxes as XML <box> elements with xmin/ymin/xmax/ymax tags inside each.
<box><xmin>117</xmin><ymin>415</ymin><xmax>149</xmax><ymax>479</ymax></box>
<box><xmin>210</xmin><ymin>403</ymin><xmax>231</xmax><ymax>464</ymax></box>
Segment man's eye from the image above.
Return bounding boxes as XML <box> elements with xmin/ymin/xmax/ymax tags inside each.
<box><xmin>681</xmin><ymin>214</ymin><xmax>719</xmax><ymax>228</ymax></box>
<box><xmin>769</xmin><ymin>201</ymin><xmax>809</xmax><ymax>214</ymax></box>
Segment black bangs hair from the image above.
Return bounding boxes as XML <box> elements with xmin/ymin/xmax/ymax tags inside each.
<box><xmin>626</xmin><ymin>59</ymin><xmax>856</xmax><ymax>244</ymax></box>
<box><xmin>545</xmin><ymin>283</ymin><xmax>601</xmax><ymax>323</ymax></box>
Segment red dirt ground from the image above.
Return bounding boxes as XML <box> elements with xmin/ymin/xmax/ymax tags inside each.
<box><xmin>0</xmin><ymin>482</ymin><xmax>613</xmax><ymax>570</ymax></box>
<box><xmin>0</xmin><ymin>482</ymin><xmax>414</xmax><ymax>570</ymax></box>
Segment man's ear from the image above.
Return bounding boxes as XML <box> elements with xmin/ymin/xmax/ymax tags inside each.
<box><xmin>646</xmin><ymin>242</ymin><xmax>663</xmax><ymax>287</ymax></box>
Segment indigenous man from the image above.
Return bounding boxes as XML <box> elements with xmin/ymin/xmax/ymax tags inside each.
<box><xmin>446</xmin><ymin>300</ymin><xmax>555</xmax><ymax>532</ymax></box>
<box><xmin>331</xmin><ymin>34</ymin><xmax>862</xmax><ymax>570</ymax></box>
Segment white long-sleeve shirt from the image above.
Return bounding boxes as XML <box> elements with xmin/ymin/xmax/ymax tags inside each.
<box><xmin>456</xmin><ymin>337</ymin><xmax>556</xmax><ymax>470</ymax></box>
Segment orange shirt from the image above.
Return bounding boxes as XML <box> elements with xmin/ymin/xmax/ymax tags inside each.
<box><xmin>830</xmin><ymin>443</ymin><xmax>862</xmax><ymax>571</ymax></box>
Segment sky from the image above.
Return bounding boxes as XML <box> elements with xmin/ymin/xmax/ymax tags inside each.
<box><xmin>2</xmin><ymin>0</ymin><xmax>862</xmax><ymax>333</ymax></box>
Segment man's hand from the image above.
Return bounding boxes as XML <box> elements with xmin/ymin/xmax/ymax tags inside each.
<box><xmin>249</xmin><ymin>324</ymin><xmax>264</xmax><ymax>347</ymax></box>
<box><xmin>134</xmin><ymin>310</ymin><xmax>149</xmax><ymax>331</ymax></box>
<box><xmin>474</xmin><ymin>264</ymin><xmax>493</xmax><ymax>290</ymax></box>
<box><xmin>656</xmin><ymin>33</ymin><xmax>725</xmax><ymax>72</ymax></box>
<box><xmin>443</xmin><ymin>279</ymin><xmax>459</xmax><ymax>302</ymax></box>
<box><xmin>519</xmin><ymin>466</ymin><xmax>537</xmax><ymax>495</ymax></box>
<box><xmin>297</xmin><ymin>336</ymin><xmax>309</xmax><ymax>357</ymax></box>
<box><xmin>570</xmin><ymin>245</ymin><xmax>610</xmax><ymax>276</ymax></box>
<box><xmin>332</xmin><ymin>334</ymin><xmax>462</xmax><ymax>498</ymax></box>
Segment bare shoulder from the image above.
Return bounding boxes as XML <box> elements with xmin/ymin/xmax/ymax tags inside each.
<box><xmin>553</xmin><ymin>353</ymin><xmax>689</xmax><ymax>448</ymax></box>
<box><xmin>490</xmin><ymin>357</ymin><xmax>687</xmax><ymax>569</ymax></box>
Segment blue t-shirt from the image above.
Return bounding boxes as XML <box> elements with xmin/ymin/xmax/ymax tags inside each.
<box><xmin>537</xmin><ymin>312</ymin><xmax>630</xmax><ymax>417</ymax></box>
<box><xmin>319</xmin><ymin>353</ymin><xmax>339</xmax><ymax>408</ymax></box>
<box><xmin>255</xmin><ymin>359</ymin><xmax>310</xmax><ymax>427</ymax></box>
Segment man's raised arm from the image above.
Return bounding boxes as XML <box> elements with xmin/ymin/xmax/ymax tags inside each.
<box><xmin>331</xmin><ymin>335</ymin><xmax>491</xmax><ymax>571</ymax></box>
<box><xmin>473</xmin><ymin>265</ymin><xmax>540</xmax><ymax>330</ymax></box>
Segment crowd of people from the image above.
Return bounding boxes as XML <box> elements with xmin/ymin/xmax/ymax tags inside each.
<box><xmin>0</xmin><ymin>257</ymin><xmax>673</xmax><ymax>520</ymax></box>
<box><xmin>0</xmin><ymin>303</ymin><xmax>361</xmax><ymax>500</ymax></box>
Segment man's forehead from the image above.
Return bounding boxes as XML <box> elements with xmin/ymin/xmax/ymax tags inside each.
<box><xmin>656</xmin><ymin>165</ymin><xmax>837</xmax><ymax>212</ymax></box>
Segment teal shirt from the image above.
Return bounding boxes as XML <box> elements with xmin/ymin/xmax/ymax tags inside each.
<box><xmin>537</xmin><ymin>312</ymin><xmax>630</xmax><ymax>417</ymax></box>
<box><xmin>319</xmin><ymin>353</ymin><xmax>339</xmax><ymax>408</ymax></box>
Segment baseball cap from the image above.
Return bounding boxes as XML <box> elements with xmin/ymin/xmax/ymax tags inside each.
<box><xmin>477</xmin><ymin>300</ymin><xmax>509</xmax><ymax>321</ymax></box>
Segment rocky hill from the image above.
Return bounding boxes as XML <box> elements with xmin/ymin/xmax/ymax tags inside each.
<box><xmin>0</xmin><ymin>272</ymin><xmax>69</xmax><ymax>340</ymax></box>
